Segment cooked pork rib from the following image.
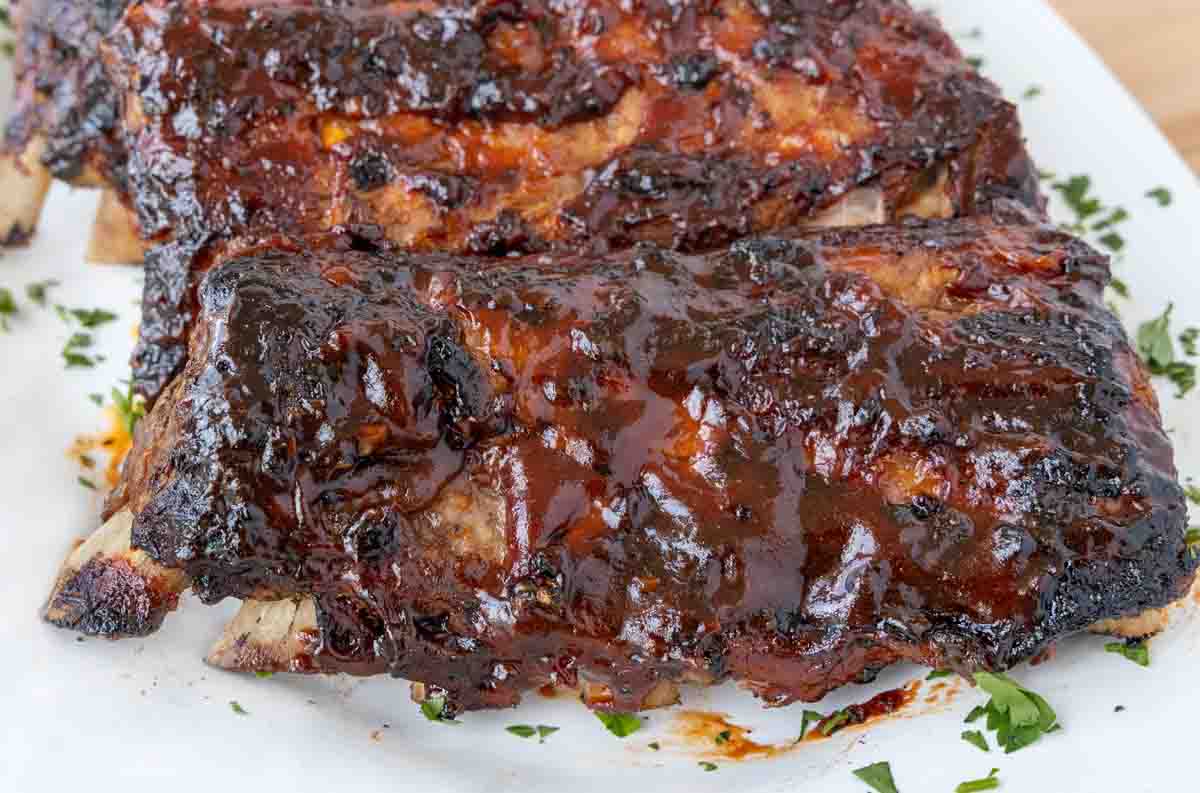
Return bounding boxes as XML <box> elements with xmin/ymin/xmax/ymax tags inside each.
<box><xmin>105</xmin><ymin>0</ymin><xmax>1043</xmax><ymax>401</ymax></box>
<box><xmin>1</xmin><ymin>0</ymin><xmax>139</xmax><ymax>248</ymax></box>
<box><xmin>49</xmin><ymin>217</ymin><xmax>1197</xmax><ymax>713</ymax></box>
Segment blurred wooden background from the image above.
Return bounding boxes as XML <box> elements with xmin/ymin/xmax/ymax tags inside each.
<box><xmin>1050</xmin><ymin>0</ymin><xmax>1200</xmax><ymax>172</ymax></box>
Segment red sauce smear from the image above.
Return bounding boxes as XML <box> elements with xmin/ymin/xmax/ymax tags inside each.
<box><xmin>673</xmin><ymin>680</ymin><xmax>921</xmax><ymax>762</ymax></box>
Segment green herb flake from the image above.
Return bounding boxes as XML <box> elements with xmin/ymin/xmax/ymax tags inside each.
<box><xmin>506</xmin><ymin>724</ymin><xmax>558</xmax><ymax>743</ymax></box>
<box><xmin>0</xmin><ymin>287</ymin><xmax>17</xmax><ymax>331</ymax></box>
<box><xmin>971</xmin><ymin>672</ymin><xmax>1060</xmax><ymax>754</ymax></box>
<box><xmin>852</xmin><ymin>761</ymin><xmax>900</xmax><ymax>793</ymax></box>
<box><xmin>111</xmin><ymin>384</ymin><xmax>147</xmax><ymax>435</ymax></box>
<box><xmin>926</xmin><ymin>669</ymin><xmax>954</xmax><ymax>681</ymax></box>
<box><xmin>1098</xmin><ymin>232</ymin><xmax>1125</xmax><ymax>252</ymax></box>
<box><xmin>1147</xmin><ymin>186</ymin><xmax>1173</xmax><ymax>207</ymax></box>
<box><xmin>965</xmin><ymin>56</ymin><xmax>985</xmax><ymax>70</ymax></box>
<box><xmin>819</xmin><ymin>709</ymin><xmax>852</xmax><ymax>737</ymax></box>
<box><xmin>1186</xmin><ymin>528</ymin><xmax>1200</xmax><ymax>548</ymax></box>
<box><xmin>698</xmin><ymin>762</ymin><xmax>718</xmax><ymax>772</ymax></box>
<box><xmin>1180</xmin><ymin>327</ymin><xmax>1199</xmax><ymax>357</ymax></box>
<box><xmin>1052</xmin><ymin>175</ymin><xmax>1103</xmax><ymax>224</ymax></box>
<box><xmin>1139</xmin><ymin>303</ymin><xmax>1177</xmax><ymax>368</ymax></box>
<box><xmin>956</xmin><ymin>769</ymin><xmax>1000</xmax><ymax>793</ymax></box>
<box><xmin>964</xmin><ymin>705</ymin><xmax>988</xmax><ymax>724</ymax></box>
<box><xmin>70</xmin><ymin>308</ymin><xmax>119</xmax><ymax>328</ymax></box>
<box><xmin>798</xmin><ymin>709</ymin><xmax>824</xmax><ymax>740</ymax></box>
<box><xmin>595</xmin><ymin>712</ymin><xmax>643</xmax><ymax>738</ymax></box>
<box><xmin>229</xmin><ymin>700</ymin><xmax>249</xmax><ymax>716</ymax></box>
<box><xmin>78</xmin><ymin>477</ymin><xmax>96</xmax><ymax>491</ymax></box>
<box><xmin>961</xmin><ymin>730</ymin><xmax>989</xmax><ymax>752</ymax></box>
<box><xmin>254</xmin><ymin>671</ymin><xmax>274</xmax><ymax>679</ymax></box>
<box><xmin>714</xmin><ymin>729</ymin><xmax>731</xmax><ymax>745</ymax></box>
<box><xmin>1108</xmin><ymin>277</ymin><xmax>1130</xmax><ymax>299</ymax></box>
<box><xmin>1138</xmin><ymin>304</ymin><xmax>1198</xmax><ymax>397</ymax></box>
<box><xmin>1022</xmin><ymin>85</ymin><xmax>1042</xmax><ymax>100</ymax></box>
<box><xmin>1092</xmin><ymin>207</ymin><xmax>1130</xmax><ymax>231</ymax></box>
<box><xmin>63</xmin><ymin>350</ymin><xmax>96</xmax><ymax>369</ymax></box>
<box><xmin>66</xmin><ymin>332</ymin><xmax>93</xmax><ymax>349</ymax></box>
<box><xmin>88</xmin><ymin>393</ymin><xmax>104</xmax><ymax>406</ymax></box>
<box><xmin>25</xmin><ymin>279</ymin><xmax>59</xmax><ymax>307</ymax></box>
<box><xmin>1184</xmin><ymin>485</ymin><xmax>1200</xmax><ymax>505</ymax></box>
<box><xmin>419</xmin><ymin>695</ymin><xmax>458</xmax><ymax>725</ymax></box>
<box><xmin>648</xmin><ymin>741</ymin><xmax>661</xmax><ymax>751</ymax></box>
<box><xmin>507</xmin><ymin>725</ymin><xmax>538</xmax><ymax>739</ymax></box>
<box><xmin>1105</xmin><ymin>640</ymin><xmax>1150</xmax><ymax>667</ymax></box>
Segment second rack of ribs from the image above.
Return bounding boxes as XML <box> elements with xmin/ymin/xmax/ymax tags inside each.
<box><xmin>77</xmin><ymin>217</ymin><xmax>1196</xmax><ymax>713</ymax></box>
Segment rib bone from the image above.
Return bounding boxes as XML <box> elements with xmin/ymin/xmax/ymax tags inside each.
<box><xmin>0</xmin><ymin>137</ymin><xmax>52</xmax><ymax>245</ymax></box>
<box><xmin>43</xmin><ymin>509</ymin><xmax>188</xmax><ymax>637</ymax></box>
<box><xmin>86</xmin><ymin>190</ymin><xmax>148</xmax><ymax>265</ymax></box>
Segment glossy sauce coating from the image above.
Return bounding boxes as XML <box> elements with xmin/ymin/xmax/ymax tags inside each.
<box><xmin>109</xmin><ymin>218</ymin><xmax>1196</xmax><ymax>712</ymax></box>
<box><xmin>106</xmin><ymin>0</ymin><xmax>1042</xmax><ymax>400</ymax></box>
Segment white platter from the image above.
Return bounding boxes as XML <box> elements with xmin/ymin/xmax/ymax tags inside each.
<box><xmin>2</xmin><ymin>1</ymin><xmax>1197</xmax><ymax>791</ymax></box>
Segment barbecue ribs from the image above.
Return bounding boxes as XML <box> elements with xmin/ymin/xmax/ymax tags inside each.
<box><xmin>0</xmin><ymin>0</ymin><xmax>143</xmax><ymax>256</ymax></box>
<box><xmin>46</xmin><ymin>217</ymin><xmax>1198</xmax><ymax>713</ymax></box>
<box><xmin>105</xmin><ymin>0</ymin><xmax>1044</xmax><ymax>401</ymax></box>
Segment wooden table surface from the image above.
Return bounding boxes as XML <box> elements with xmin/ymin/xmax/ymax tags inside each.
<box><xmin>1050</xmin><ymin>0</ymin><xmax>1200</xmax><ymax>172</ymax></box>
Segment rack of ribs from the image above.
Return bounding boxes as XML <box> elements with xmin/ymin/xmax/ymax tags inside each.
<box><xmin>103</xmin><ymin>0</ymin><xmax>1044</xmax><ymax>402</ymax></box>
<box><xmin>44</xmin><ymin>216</ymin><xmax>1199</xmax><ymax>714</ymax></box>
<box><xmin>0</xmin><ymin>0</ymin><xmax>145</xmax><ymax>260</ymax></box>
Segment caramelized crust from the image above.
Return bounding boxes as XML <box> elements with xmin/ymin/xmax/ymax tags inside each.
<box><xmin>105</xmin><ymin>0</ymin><xmax>1044</xmax><ymax>399</ymax></box>
<box><xmin>89</xmin><ymin>218</ymin><xmax>1195</xmax><ymax>712</ymax></box>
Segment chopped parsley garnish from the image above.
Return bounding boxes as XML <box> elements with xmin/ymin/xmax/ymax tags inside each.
<box><xmin>955</xmin><ymin>769</ymin><xmax>1000</xmax><ymax>793</ymax></box>
<box><xmin>1184</xmin><ymin>485</ymin><xmax>1200</xmax><ymax>505</ymax></box>
<box><xmin>818</xmin><ymin>709</ymin><xmax>852</xmax><ymax>736</ymax></box>
<box><xmin>1052</xmin><ymin>175</ymin><xmax>1104</xmax><ymax>225</ymax></box>
<box><xmin>799</xmin><ymin>709</ymin><xmax>824</xmax><ymax>740</ymax></box>
<box><xmin>1137</xmin><ymin>303</ymin><xmax>1197</xmax><ymax>397</ymax></box>
<box><xmin>595</xmin><ymin>712</ymin><xmax>642</xmax><ymax>738</ymax></box>
<box><xmin>852</xmin><ymin>761</ymin><xmax>900</xmax><ymax>793</ymax></box>
<box><xmin>419</xmin><ymin>695</ymin><xmax>458</xmax><ymax>725</ymax></box>
<box><xmin>965</xmin><ymin>56</ymin><xmax>985</xmax><ymax>70</ymax></box>
<box><xmin>698</xmin><ymin>762</ymin><xmax>718</xmax><ymax>772</ymax></box>
<box><xmin>229</xmin><ymin>700</ymin><xmax>249</xmax><ymax>716</ymax></box>
<box><xmin>1105</xmin><ymin>640</ymin><xmax>1150</xmax><ymax>667</ymax></box>
<box><xmin>1093</xmin><ymin>207</ymin><xmax>1130</xmax><ymax>231</ymax></box>
<box><xmin>25</xmin><ymin>279</ymin><xmax>59</xmax><ymax>307</ymax></box>
<box><xmin>1181</xmin><ymin>328</ymin><xmax>1199</xmax><ymax>357</ymax></box>
<box><xmin>1186</xmin><ymin>528</ymin><xmax>1200</xmax><ymax>548</ymax></box>
<box><xmin>961</xmin><ymin>730</ymin><xmax>989</xmax><ymax>752</ymax></box>
<box><xmin>254</xmin><ymin>671</ymin><xmax>274</xmax><ymax>679</ymax></box>
<box><xmin>926</xmin><ymin>669</ymin><xmax>953</xmax><ymax>681</ymax></box>
<box><xmin>111</xmin><ymin>384</ymin><xmax>147</xmax><ymax>435</ymax></box>
<box><xmin>648</xmin><ymin>741</ymin><xmax>661</xmax><ymax>751</ymax></box>
<box><xmin>971</xmin><ymin>671</ymin><xmax>1060</xmax><ymax>754</ymax></box>
<box><xmin>78</xmin><ymin>476</ymin><xmax>96</xmax><ymax>491</ymax></box>
<box><xmin>1146</xmin><ymin>186</ymin><xmax>1173</xmax><ymax>207</ymax></box>
<box><xmin>69</xmin><ymin>308</ymin><xmax>119</xmax><ymax>328</ymax></box>
<box><xmin>88</xmin><ymin>393</ymin><xmax>104</xmax><ymax>406</ymax></box>
<box><xmin>0</xmin><ymin>287</ymin><xmax>17</xmax><ymax>331</ymax></box>
<box><xmin>714</xmin><ymin>729</ymin><xmax>731</xmax><ymax>745</ymax></box>
<box><xmin>1097</xmin><ymin>232</ymin><xmax>1124</xmax><ymax>252</ymax></box>
<box><xmin>506</xmin><ymin>724</ymin><xmax>558</xmax><ymax>743</ymax></box>
<box><xmin>1108</xmin><ymin>277</ymin><xmax>1130</xmax><ymax>299</ymax></box>
<box><xmin>1022</xmin><ymin>85</ymin><xmax>1042</xmax><ymax>100</ymax></box>
<box><xmin>62</xmin><ymin>332</ymin><xmax>97</xmax><ymax>368</ymax></box>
